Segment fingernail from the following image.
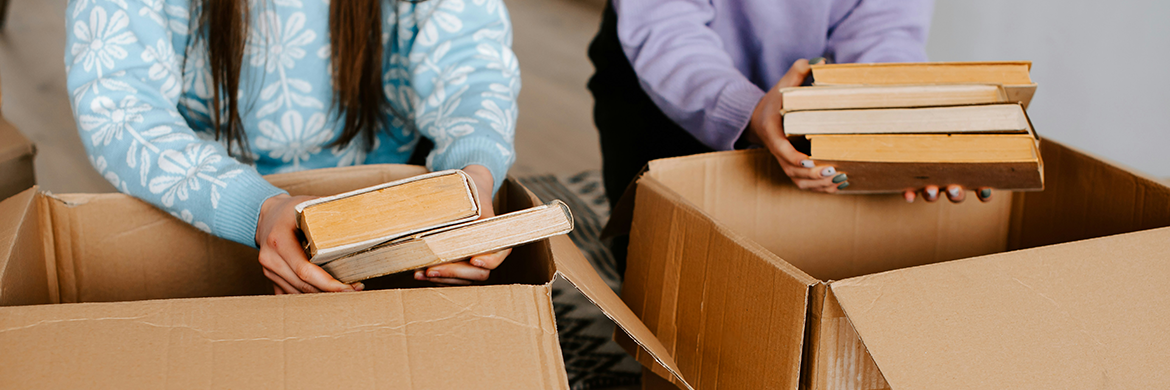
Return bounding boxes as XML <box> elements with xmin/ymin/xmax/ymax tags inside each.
<box><xmin>980</xmin><ymin>189</ymin><xmax>992</xmax><ymax>198</ymax></box>
<box><xmin>905</xmin><ymin>195</ymin><xmax>915</xmax><ymax>203</ymax></box>
<box><xmin>353</xmin><ymin>282</ymin><xmax>365</xmax><ymax>291</ymax></box>
<box><xmin>948</xmin><ymin>187</ymin><xmax>962</xmax><ymax>197</ymax></box>
<box><xmin>414</xmin><ymin>271</ymin><xmax>425</xmax><ymax>280</ymax></box>
<box><xmin>926</xmin><ymin>188</ymin><xmax>938</xmax><ymax>198</ymax></box>
<box><xmin>800</xmin><ymin>159</ymin><xmax>815</xmax><ymax>168</ymax></box>
<box><xmin>471</xmin><ymin>259</ymin><xmax>485</xmax><ymax>267</ymax></box>
<box><xmin>428</xmin><ymin>271</ymin><xmax>440</xmax><ymax>278</ymax></box>
<box><xmin>837</xmin><ymin>182</ymin><xmax>850</xmax><ymax>190</ymax></box>
<box><xmin>809</xmin><ymin>57</ymin><xmax>825</xmax><ymax>65</ymax></box>
<box><xmin>821</xmin><ymin>167</ymin><xmax>836</xmax><ymax>177</ymax></box>
<box><xmin>831</xmin><ymin>173</ymin><xmax>848</xmax><ymax>183</ymax></box>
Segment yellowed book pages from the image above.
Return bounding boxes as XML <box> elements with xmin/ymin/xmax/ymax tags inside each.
<box><xmin>811</xmin><ymin>62</ymin><xmax>1033</xmax><ymax>85</ymax></box>
<box><xmin>810</xmin><ymin>61</ymin><xmax>1037</xmax><ymax>108</ymax></box>
<box><xmin>809</xmin><ymin>134</ymin><xmax>1039</xmax><ymax>163</ymax></box>
<box><xmin>323</xmin><ymin>201</ymin><xmax>574</xmax><ymax>283</ymax></box>
<box><xmin>296</xmin><ymin>170</ymin><xmax>480</xmax><ymax>264</ymax></box>
<box><xmin>784</xmin><ymin>104</ymin><xmax>1030</xmax><ymax>136</ymax></box>
<box><xmin>780</xmin><ymin>84</ymin><xmax>1007</xmax><ymax>113</ymax></box>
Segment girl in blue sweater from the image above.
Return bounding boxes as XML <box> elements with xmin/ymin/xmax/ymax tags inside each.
<box><xmin>65</xmin><ymin>0</ymin><xmax>519</xmax><ymax>293</ymax></box>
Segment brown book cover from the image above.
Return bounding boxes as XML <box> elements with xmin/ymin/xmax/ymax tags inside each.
<box><xmin>322</xmin><ymin>200</ymin><xmax>574</xmax><ymax>283</ymax></box>
<box><xmin>780</xmin><ymin>84</ymin><xmax>1008</xmax><ymax>113</ymax></box>
<box><xmin>810</xmin><ymin>61</ymin><xmax>1037</xmax><ymax>108</ymax></box>
<box><xmin>785</xmin><ymin>104</ymin><xmax>1044</xmax><ymax>193</ymax></box>
<box><xmin>296</xmin><ymin>170</ymin><xmax>481</xmax><ymax>264</ymax></box>
<box><xmin>813</xmin><ymin>160</ymin><xmax>1043</xmax><ymax>193</ymax></box>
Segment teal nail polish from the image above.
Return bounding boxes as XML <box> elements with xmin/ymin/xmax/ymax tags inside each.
<box><xmin>809</xmin><ymin>57</ymin><xmax>825</xmax><ymax>65</ymax></box>
<box><xmin>837</xmin><ymin>182</ymin><xmax>850</xmax><ymax>190</ymax></box>
<box><xmin>980</xmin><ymin>189</ymin><xmax>992</xmax><ymax>198</ymax></box>
<box><xmin>832</xmin><ymin>173</ymin><xmax>847</xmax><ymax>183</ymax></box>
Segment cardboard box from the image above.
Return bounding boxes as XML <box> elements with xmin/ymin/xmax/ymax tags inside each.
<box><xmin>643</xmin><ymin>367</ymin><xmax>682</xmax><ymax>390</ymax></box>
<box><xmin>0</xmin><ymin>165</ymin><xmax>685</xmax><ymax>389</ymax></box>
<box><xmin>608</xmin><ymin>140</ymin><xmax>1170</xmax><ymax>389</ymax></box>
<box><xmin>0</xmin><ymin>115</ymin><xmax>35</xmax><ymax>200</ymax></box>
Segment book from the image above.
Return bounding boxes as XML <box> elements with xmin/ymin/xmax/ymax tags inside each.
<box><xmin>321</xmin><ymin>200</ymin><xmax>575</xmax><ymax>283</ymax></box>
<box><xmin>296</xmin><ymin>170</ymin><xmax>481</xmax><ymax>264</ymax></box>
<box><xmin>810</xmin><ymin>61</ymin><xmax>1037</xmax><ymax>108</ymax></box>
<box><xmin>783</xmin><ymin>104</ymin><xmax>1032</xmax><ymax>136</ymax></box>
<box><xmin>780</xmin><ymin>84</ymin><xmax>1008</xmax><ymax>113</ymax></box>
<box><xmin>807</xmin><ymin>134</ymin><xmax>1038</xmax><ymax>163</ymax></box>
<box><xmin>784</xmin><ymin>104</ymin><xmax>1043</xmax><ymax>192</ymax></box>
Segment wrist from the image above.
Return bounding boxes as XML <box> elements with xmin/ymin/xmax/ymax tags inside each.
<box><xmin>256</xmin><ymin>194</ymin><xmax>291</xmax><ymax>246</ymax></box>
<box><xmin>259</xmin><ymin>194</ymin><xmax>291</xmax><ymax>220</ymax></box>
<box><xmin>461</xmin><ymin>165</ymin><xmax>495</xmax><ymax>192</ymax></box>
<box><xmin>746</xmin><ymin>96</ymin><xmax>767</xmax><ymax>145</ymax></box>
<box><xmin>461</xmin><ymin>165</ymin><xmax>497</xmax><ymax>217</ymax></box>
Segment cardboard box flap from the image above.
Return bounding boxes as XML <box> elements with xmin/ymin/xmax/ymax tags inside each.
<box><xmin>633</xmin><ymin>149</ymin><xmax>1014</xmax><ymax>281</ymax></box>
<box><xmin>830</xmin><ymin>227</ymin><xmax>1170</xmax><ymax>389</ymax></box>
<box><xmin>549</xmin><ymin>234</ymin><xmax>694</xmax><ymax>390</ymax></box>
<box><xmin>41</xmin><ymin>192</ymin><xmax>269</xmax><ymax>303</ymax></box>
<box><xmin>0</xmin><ymin>188</ymin><xmax>53</xmax><ymax>306</ymax></box>
<box><xmin>0</xmin><ymin>188</ymin><xmax>34</xmax><ymax>262</ymax></box>
<box><xmin>0</xmin><ymin>284</ymin><xmax>567</xmax><ymax>389</ymax></box>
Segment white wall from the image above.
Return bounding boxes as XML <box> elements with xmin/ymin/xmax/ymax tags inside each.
<box><xmin>927</xmin><ymin>0</ymin><xmax>1170</xmax><ymax>178</ymax></box>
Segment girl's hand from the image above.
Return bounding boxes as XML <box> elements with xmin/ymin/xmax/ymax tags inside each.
<box><xmin>414</xmin><ymin>165</ymin><xmax>512</xmax><ymax>285</ymax></box>
<box><xmin>750</xmin><ymin>59</ymin><xmax>994</xmax><ymax>203</ymax></box>
<box><xmin>747</xmin><ymin>58</ymin><xmax>847</xmax><ymax>193</ymax></box>
<box><xmin>904</xmin><ymin>186</ymin><xmax>993</xmax><ymax>204</ymax></box>
<box><xmin>256</xmin><ymin>194</ymin><xmax>362</xmax><ymax>294</ymax></box>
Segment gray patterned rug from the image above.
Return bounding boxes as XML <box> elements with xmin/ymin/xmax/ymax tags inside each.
<box><xmin>519</xmin><ymin>171</ymin><xmax>642</xmax><ymax>390</ymax></box>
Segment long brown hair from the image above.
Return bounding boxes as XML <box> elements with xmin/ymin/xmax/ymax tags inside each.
<box><xmin>199</xmin><ymin>0</ymin><xmax>388</xmax><ymax>159</ymax></box>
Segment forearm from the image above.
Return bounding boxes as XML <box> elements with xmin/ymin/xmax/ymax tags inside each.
<box><xmin>613</xmin><ymin>0</ymin><xmax>765</xmax><ymax>150</ymax></box>
<box><xmin>402</xmin><ymin>0</ymin><xmax>518</xmax><ymax>195</ymax></box>
<box><xmin>66</xmin><ymin>1</ymin><xmax>287</xmax><ymax>246</ymax></box>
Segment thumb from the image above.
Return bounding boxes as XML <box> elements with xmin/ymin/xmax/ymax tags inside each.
<box><xmin>763</xmin><ymin>132</ymin><xmax>810</xmax><ymax>168</ymax></box>
<box><xmin>778</xmin><ymin>58</ymin><xmax>814</xmax><ymax>89</ymax></box>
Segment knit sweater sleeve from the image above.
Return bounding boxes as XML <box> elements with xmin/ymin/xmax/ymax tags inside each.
<box><xmin>65</xmin><ymin>0</ymin><xmax>287</xmax><ymax>247</ymax></box>
<box><xmin>392</xmin><ymin>0</ymin><xmax>519</xmax><ymax>195</ymax></box>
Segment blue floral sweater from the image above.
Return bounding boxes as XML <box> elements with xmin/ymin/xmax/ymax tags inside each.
<box><xmin>65</xmin><ymin>0</ymin><xmax>519</xmax><ymax>247</ymax></box>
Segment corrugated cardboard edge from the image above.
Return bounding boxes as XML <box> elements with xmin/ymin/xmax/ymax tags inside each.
<box><xmin>0</xmin><ymin>188</ymin><xmax>54</xmax><ymax>306</ymax></box>
<box><xmin>297</xmin><ymin>169</ymin><xmax>482</xmax><ymax>264</ymax></box>
<box><xmin>829</xmin><ymin>226</ymin><xmax>1170</xmax><ymax>389</ymax></box>
<box><xmin>614</xmin><ymin>167</ymin><xmax>823</xmax><ymax>389</ymax></box>
<box><xmin>550</xmin><ymin>233</ymin><xmax>695</xmax><ymax>390</ymax></box>
<box><xmin>808</xmin><ymin>287</ymin><xmax>889</xmax><ymax>390</ymax></box>
<box><xmin>599</xmin><ymin>165</ymin><xmax>647</xmax><ymax>240</ymax></box>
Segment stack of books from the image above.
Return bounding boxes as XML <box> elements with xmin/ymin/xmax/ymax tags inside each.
<box><xmin>782</xmin><ymin>61</ymin><xmax>1043</xmax><ymax>193</ymax></box>
<box><xmin>295</xmin><ymin>170</ymin><xmax>573</xmax><ymax>283</ymax></box>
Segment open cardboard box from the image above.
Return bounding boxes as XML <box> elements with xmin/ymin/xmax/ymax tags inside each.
<box><xmin>0</xmin><ymin>164</ymin><xmax>686</xmax><ymax>389</ymax></box>
<box><xmin>607</xmin><ymin>139</ymin><xmax>1170</xmax><ymax>390</ymax></box>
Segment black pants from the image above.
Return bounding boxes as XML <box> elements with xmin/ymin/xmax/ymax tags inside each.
<box><xmin>587</xmin><ymin>2</ymin><xmax>715</xmax><ymax>275</ymax></box>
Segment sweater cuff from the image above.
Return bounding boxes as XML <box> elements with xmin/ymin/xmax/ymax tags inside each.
<box><xmin>212</xmin><ymin>170</ymin><xmax>289</xmax><ymax>247</ymax></box>
<box><xmin>707</xmin><ymin>79</ymin><xmax>766</xmax><ymax>151</ymax></box>
<box><xmin>429</xmin><ymin>136</ymin><xmax>513</xmax><ymax>196</ymax></box>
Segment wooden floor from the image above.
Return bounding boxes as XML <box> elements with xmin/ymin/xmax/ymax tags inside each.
<box><xmin>0</xmin><ymin>0</ymin><xmax>606</xmax><ymax>193</ymax></box>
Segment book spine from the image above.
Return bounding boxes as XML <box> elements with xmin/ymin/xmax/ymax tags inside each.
<box><xmin>821</xmin><ymin>160</ymin><xmax>1044</xmax><ymax>193</ymax></box>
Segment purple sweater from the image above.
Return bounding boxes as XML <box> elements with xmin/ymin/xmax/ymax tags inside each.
<box><xmin>613</xmin><ymin>0</ymin><xmax>933</xmax><ymax>150</ymax></box>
